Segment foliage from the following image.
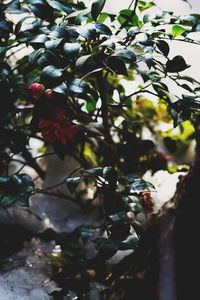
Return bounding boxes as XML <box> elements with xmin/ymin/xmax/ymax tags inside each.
<box><xmin>0</xmin><ymin>0</ymin><xmax>200</xmax><ymax>297</ymax></box>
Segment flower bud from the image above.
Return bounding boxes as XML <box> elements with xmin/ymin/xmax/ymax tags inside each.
<box><xmin>44</xmin><ymin>89</ymin><xmax>54</xmax><ymax>99</ymax></box>
<box><xmin>28</xmin><ymin>83</ymin><xmax>45</xmax><ymax>99</ymax></box>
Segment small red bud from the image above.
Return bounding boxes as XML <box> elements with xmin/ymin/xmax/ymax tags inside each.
<box><xmin>28</xmin><ymin>83</ymin><xmax>45</xmax><ymax>99</ymax></box>
<box><xmin>44</xmin><ymin>89</ymin><xmax>54</xmax><ymax>99</ymax></box>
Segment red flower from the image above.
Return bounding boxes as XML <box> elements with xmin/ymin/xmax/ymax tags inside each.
<box><xmin>28</xmin><ymin>83</ymin><xmax>44</xmax><ymax>99</ymax></box>
<box><xmin>38</xmin><ymin>108</ymin><xmax>79</xmax><ymax>145</ymax></box>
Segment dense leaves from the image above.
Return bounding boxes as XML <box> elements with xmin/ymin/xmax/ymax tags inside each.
<box><xmin>0</xmin><ymin>1</ymin><xmax>200</xmax><ymax>294</ymax></box>
<box><xmin>0</xmin><ymin>174</ymin><xmax>34</xmax><ymax>207</ymax></box>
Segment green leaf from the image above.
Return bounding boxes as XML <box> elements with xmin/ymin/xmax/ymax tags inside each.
<box><xmin>15</xmin><ymin>194</ymin><xmax>30</xmax><ymax>207</ymax></box>
<box><xmin>94</xmin><ymin>238</ymin><xmax>118</xmax><ymax>260</ymax></box>
<box><xmin>107</xmin><ymin>56</ymin><xmax>127</xmax><ymax>76</ymax></box>
<box><xmin>37</xmin><ymin>50</ymin><xmax>58</xmax><ymax>67</ymax></box>
<box><xmin>0</xmin><ymin>176</ymin><xmax>10</xmax><ymax>186</ymax></box>
<box><xmin>91</xmin><ymin>0</ymin><xmax>106</xmax><ymax>21</ymax></box>
<box><xmin>66</xmin><ymin>177</ymin><xmax>81</xmax><ymax>194</ymax></box>
<box><xmin>41</xmin><ymin>65</ymin><xmax>63</xmax><ymax>85</ymax></box>
<box><xmin>30</xmin><ymin>34</ymin><xmax>48</xmax><ymax>48</ymax></box>
<box><xmin>63</xmin><ymin>42</ymin><xmax>81</xmax><ymax>60</ymax></box>
<box><xmin>76</xmin><ymin>23</ymin><xmax>96</xmax><ymax>39</ymax></box>
<box><xmin>0</xmin><ymin>174</ymin><xmax>34</xmax><ymax>208</ymax></box>
<box><xmin>109</xmin><ymin>212</ymin><xmax>128</xmax><ymax>222</ymax></box>
<box><xmin>49</xmin><ymin>26</ymin><xmax>69</xmax><ymax>40</ymax></box>
<box><xmin>157</xmin><ymin>40</ymin><xmax>170</xmax><ymax>57</ymax></box>
<box><xmin>166</xmin><ymin>56</ymin><xmax>190</xmax><ymax>73</ymax></box>
<box><xmin>76</xmin><ymin>54</ymin><xmax>93</xmax><ymax>69</ymax></box>
<box><xmin>28</xmin><ymin>48</ymin><xmax>44</xmax><ymax>65</ymax></box>
<box><xmin>172</xmin><ymin>25</ymin><xmax>186</xmax><ymax>37</ymax></box>
<box><xmin>119</xmin><ymin>234</ymin><xmax>139</xmax><ymax>250</ymax></box>
<box><xmin>86</xmin><ymin>97</ymin><xmax>96</xmax><ymax>113</ymax></box>
<box><xmin>52</xmin><ymin>83</ymin><xmax>68</xmax><ymax>95</ymax></box>
<box><xmin>0</xmin><ymin>195</ymin><xmax>16</xmax><ymax>207</ymax></box>
<box><xmin>47</xmin><ymin>0</ymin><xmax>73</xmax><ymax>14</ymax></box>
<box><xmin>0</xmin><ymin>47</ymin><xmax>8</xmax><ymax>60</ymax></box>
<box><xmin>103</xmin><ymin>167</ymin><xmax>118</xmax><ymax>188</ymax></box>
<box><xmin>129</xmin><ymin>177</ymin><xmax>155</xmax><ymax>194</ymax></box>
<box><xmin>73</xmin><ymin>225</ymin><xmax>97</xmax><ymax>243</ymax></box>
<box><xmin>85</xmin><ymin>167</ymin><xmax>103</xmax><ymax>177</ymax></box>
<box><xmin>45</xmin><ymin>38</ymin><xmax>64</xmax><ymax>51</ymax></box>
<box><xmin>112</xmin><ymin>49</ymin><xmax>137</xmax><ymax>63</ymax></box>
<box><xmin>68</xmin><ymin>78</ymin><xmax>90</xmax><ymax>95</ymax></box>
<box><xmin>95</xmin><ymin>22</ymin><xmax>112</xmax><ymax>35</ymax></box>
<box><xmin>65</xmin><ymin>8</ymin><xmax>90</xmax><ymax>20</ymax></box>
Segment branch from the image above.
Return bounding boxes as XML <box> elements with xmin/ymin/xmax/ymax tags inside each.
<box><xmin>14</xmin><ymin>151</ymin><xmax>55</xmax><ymax>176</ymax></box>
<box><xmin>96</xmin><ymin>72</ymin><xmax>112</xmax><ymax>142</ymax></box>
<box><xmin>115</xmin><ymin>0</ymin><xmax>138</xmax><ymax>35</ymax></box>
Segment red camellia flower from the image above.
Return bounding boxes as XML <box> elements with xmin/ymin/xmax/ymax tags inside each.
<box><xmin>28</xmin><ymin>83</ymin><xmax>45</xmax><ymax>99</ymax></box>
<box><xmin>38</xmin><ymin>108</ymin><xmax>79</xmax><ymax>145</ymax></box>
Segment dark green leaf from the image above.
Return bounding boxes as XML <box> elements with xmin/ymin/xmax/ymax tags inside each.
<box><xmin>37</xmin><ymin>50</ymin><xmax>58</xmax><ymax>67</ymax></box>
<box><xmin>28</xmin><ymin>48</ymin><xmax>44</xmax><ymax>65</ymax></box>
<box><xmin>129</xmin><ymin>178</ymin><xmax>155</xmax><ymax>193</ymax></box>
<box><xmin>95</xmin><ymin>22</ymin><xmax>112</xmax><ymax>35</ymax></box>
<box><xmin>45</xmin><ymin>38</ymin><xmax>64</xmax><ymax>51</ymax></box>
<box><xmin>41</xmin><ymin>65</ymin><xmax>63</xmax><ymax>85</ymax></box>
<box><xmin>0</xmin><ymin>47</ymin><xmax>8</xmax><ymax>61</ymax></box>
<box><xmin>66</xmin><ymin>177</ymin><xmax>81</xmax><ymax>193</ymax></box>
<box><xmin>74</xmin><ymin>225</ymin><xmax>97</xmax><ymax>243</ymax></box>
<box><xmin>30</xmin><ymin>34</ymin><xmax>48</xmax><ymax>48</ymax></box>
<box><xmin>109</xmin><ymin>212</ymin><xmax>128</xmax><ymax>222</ymax></box>
<box><xmin>63</xmin><ymin>42</ymin><xmax>81</xmax><ymax>60</ymax></box>
<box><xmin>119</xmin><ymin>234</ymin><xmax>139</xmax><ymax>250</ymax></box>
<box><xmin>52</xmin><ymin>83</ymin><xmax>68</xmax><ymax>95</ymax></box>
<box><xmin>66</xmin><ymin>8</ymin><xmax>90</xmax><ymax>20</ymax></box>
<box><xmin>103</xmin><ymin>167</ymin><xmax>118</xmax><ymax>188</ymax></box>
<box><xmin>91</xmin><ymin>0</ymin><xmax>106</xmax><ymax>21</ymax></box>
<box><xmin>112</xmin><ymin>49</ymin><xmax>136</xmax><ymax>63</ymax></box>
<box><xmin>15</xmin><ymin>194</ymin><xmax>30</xmax><ymax>207</ymax></box>
<box><xmin>68</xmin><ymin>78</ymin><xmax>90</xmax><ymax>95</ymax></box>
<box><xmin>107</xmin><ymin>56</ymin><xmax>127</xmax><ymax>76</ymax></box>
<box><xmin>157</xmin><ymin>40</ymin><xmax>170</xmax><ymax>57</ymax></box>
<box><xmin>85</xmin><ymin>167</ymin><xmax>103</xmax><ymax>177</ymax></box>
<box><xmin>50</xmin><ymin>26</ymin><xmax>70</xmax><ymax>40</ymax></box>
<box><xmin>94</xmin><ymin>238</ymin><xmax>118</xmax><ymax>260</ymax></box>
<box><xmin>1</xmin><ymin>195</ymin><xmax>16</xmax><ymax>207</ymax></box>
<box><xmin>47</xmin><ymin>0</ymin><xmax>73</xmax><ymax>14</ymax></box>
<box><xmin>76</xmin><ymin>54</ymin><xmax>94</xmax><ymax>69</ymax></box>
<box><xmin>166</xmin><ymin>56</ymin><xmax>190</xmax><ymax>73</ymax></box>
<box><xmin>77</xmin><ymin>23</ymin><xmax>96</xmax><ymax>39</ymax></box>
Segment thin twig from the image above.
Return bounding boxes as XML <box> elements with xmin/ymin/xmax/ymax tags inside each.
<box><xmin>36</xmin><ymin>165</ymin><xmax>82</xmax><ymax>192</ymax></box>
<box><xmin>115</xmin><ymin>0</ymin><xmax>139</xmax><ymax>35</ymax></box>
<box><xmin>14</xmin><ymin>152</ymin><xmax>55</xmax><ymax>175</ymax></box>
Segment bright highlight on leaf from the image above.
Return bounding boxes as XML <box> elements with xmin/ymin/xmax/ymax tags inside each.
<box><xmin>172</xmin><ymin>25</ymin><xmax>186</xmax><ymax>37</ymax></box>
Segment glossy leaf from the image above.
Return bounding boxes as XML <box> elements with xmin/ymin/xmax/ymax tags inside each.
<box><xmin>41</xmin><ymin>65</ymin><xmax>63</xmax><ymax>85</ymax></box>
<box><xmin>66</xmin><ymin>177</ymin><xmax>81</xmax><ymax>193</ymax></box>
<box><xmin>119</xmin><ymin>234</ymin><xmax>139</xmax><ymax>250</ymax></box>
<box><xmin>63</xmin><ymin>42</ymin><xmax>81</xmax><ymax>60</ymax></box>
<box><xmin>91</xmin><ymin>0</ymin><xmax>106</xmax><ymax>21</ymax></box>
<box><xmin>157</xmin><ymin>40</ymin><xmax>170</xmax><ymax>57</ymax></box>
<box><xmin>166</xmin><ymin>56</ymin><xmax>190</xmax><ymax>73</ymax></box>
<box><xmin>172</xmin><ymin>25</ymin><xmax>186</xmax><ymax>37</ymax></box>
<box><xmin>47</xmin><ymin>0</ymin><xmax>73</xmax><ymax>14</ymax></box>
